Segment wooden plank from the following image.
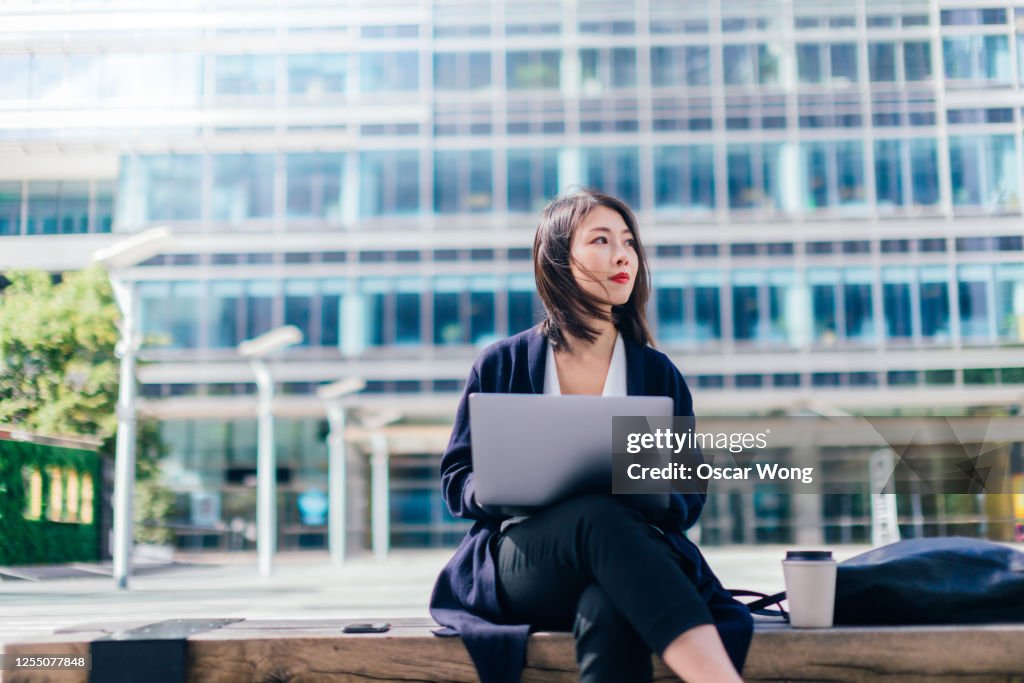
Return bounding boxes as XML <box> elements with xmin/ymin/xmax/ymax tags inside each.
<box><xmin>3</xmin><ymin>636</ymin><xmax>96</xmax><ymax>683</ymax></box>
<box><xmin>7</xmin><ymin>620</ymin><xmax>1024</xmax><ymax>683</ymax></box>
<box><xmin>744</xmin><ymin>625</ymin><xmax>1024</xmax><ymax>683</ymax></box>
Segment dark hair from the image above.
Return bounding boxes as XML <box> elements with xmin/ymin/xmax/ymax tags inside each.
<box><xmin>533</xmin><ymin>187</ymin><xmax>653</xmax><ymax>352</ymax></box>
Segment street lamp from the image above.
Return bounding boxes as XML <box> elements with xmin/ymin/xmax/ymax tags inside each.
<box><xmin>238</xmin><ymin>325</ymin><xmax>302</xmax><ymax>578</ymax></box>
<box><xmin>361</xmin><ymin>410</ymin><xmax>402</xmax><ymax>561</ymax></box>
<box><xmin>317</xmin><ymin>377</ymin><xmax>366</xmax><ymax>565</ymax></box>
<box><xmin>92</xmin><ymin>226</ymin><xmax>175</xmax><ymax>590</ymax></box>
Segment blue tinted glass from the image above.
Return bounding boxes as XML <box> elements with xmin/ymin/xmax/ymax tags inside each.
<box><xmin>215</xmin><ymin>54</ymin><xmax>276</xmax><ymax>95</ymax></box>
<box><xmin>361</xmin><ymin>52</ymin><xmax>418</xmax><ymax>91</ymax></box>
<box><xmin>360</xmin><ymin>150</ymin><xmax>420</xmax><ymax>216</ymax></box>
<box><xmin>883</xmin><ymin>283</ymin><xmax>912</xmax><ymax>338</ymax></box>
<box><xmin>0</xmin><ymin>182</ymin><xmax>21</xmax><ymax>236</ymax></box>
<box><xmin>212</xmin><ymin>154</ymin><xmax>275</xmax><ymax>222</ymax></box>
<box><xmin>0</xmin><ymin>55</ymin><xmax>30</xmax><ymax>100</ymax></box>
<box><xmin>287</xmin><ymin>153</ymin><xmax>343</xmax><ymax>219</ymax></box>
<box><xmin>288</xmin><ymin>53</ymin><xmax>346</xmax><ymax>96</ymax></box>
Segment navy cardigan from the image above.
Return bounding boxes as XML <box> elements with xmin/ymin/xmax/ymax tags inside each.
<box><xmin>429</xmin><ymin>326</ymin><xmax>753</xmax><ymax>683</ymax></box>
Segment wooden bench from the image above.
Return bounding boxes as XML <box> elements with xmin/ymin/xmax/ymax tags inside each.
<box><xmin>5</xmin><ymin>617</ymin><xmax>1024</xmax><ymax>682</ymax></box>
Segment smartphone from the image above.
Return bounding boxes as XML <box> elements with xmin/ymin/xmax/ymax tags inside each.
<box><xmin>343</xmin><ymin>622</ymin><xmax>391</xmax><ymax>633</ymax></box>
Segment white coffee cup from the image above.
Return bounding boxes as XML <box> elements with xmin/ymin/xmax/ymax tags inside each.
<box><xmin>782</xmin><ymin>550</ymin><xmax>837</xmax><ymax>628</ymax></box>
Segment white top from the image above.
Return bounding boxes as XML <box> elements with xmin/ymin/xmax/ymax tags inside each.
<box><xmin>544</xmin><ymin>331</ymin><xmax>627</xmax><ymax>398</ymax></box>
<box><xmin>501</xmin><ymin>332</ymin><xmax>627</xmax><ymax>532</ymax></box>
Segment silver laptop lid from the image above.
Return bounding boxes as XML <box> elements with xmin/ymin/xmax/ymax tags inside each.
<box><xmin>469</xmin><ymin>393</ymin><xmax>673</xmax><ymax>511</ymax></box>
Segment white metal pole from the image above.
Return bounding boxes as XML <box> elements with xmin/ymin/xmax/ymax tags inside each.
<box><xmin>252</xmin><ymin>360</ymin><xmax>276</xmax><ymax>577</ymax></box>
<box><xmin>111</xmin><ymin>277</ymin><xmax>138</xmax><ymax>590</ymax></box>
<box><xmin>326</xmin><ymin>403</ymin><xmax>347</xmax><ymax>565</ymax></box>
<box><xmin>370</xmin><ymin>432</ymin><xmax>390</xmax><ymax>561</ymax></box>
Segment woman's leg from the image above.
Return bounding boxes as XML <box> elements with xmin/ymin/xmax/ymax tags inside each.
<box><xmin>495</xmin><ymin>494</ymin><xmax>741</xmax><ymax>681</ymax></box>
<box><xmin>574</xmin><ymin>584</ymin><xmax>652</xmax><ymax>683</ymax></box>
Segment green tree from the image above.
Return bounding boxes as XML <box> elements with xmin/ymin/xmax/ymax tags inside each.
<box><xmin>0</xmin><ymin>267</ymin><xmax>174</xmax><ymax>544</ymax></box>
<box><xmin>0</xmin><ymin>268</ymin><xmax>119</xmax><ymax>437</ymax></box>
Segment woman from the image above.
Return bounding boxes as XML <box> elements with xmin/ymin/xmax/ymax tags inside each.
<box><xmin>430</xmin><ymin>189</ymin><xmax>753</xmax><ymax>683</ymax></box>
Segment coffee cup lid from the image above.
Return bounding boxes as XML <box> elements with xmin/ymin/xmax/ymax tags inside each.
<box><xmin>785</xmin><ymin>550</ymin><xmax>833</xmax><ymax>560</ymax></box>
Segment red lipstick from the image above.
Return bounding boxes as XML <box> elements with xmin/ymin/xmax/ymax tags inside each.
<box><xmin>610</xmin><ymin>272</ymin><xmax>630</xmax><ymax>284</ymax></box>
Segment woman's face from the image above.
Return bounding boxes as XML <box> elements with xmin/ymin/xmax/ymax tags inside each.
<box><xmin>569</xmin><ymin>205</ymin><xmax>638</xmax><ymax>309</ymax></box>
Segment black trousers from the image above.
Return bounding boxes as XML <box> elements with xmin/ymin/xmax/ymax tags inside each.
<box><xmin>494</xmin><ymin>494</ymin><xmax>715</xmax><ymax>683</ymax></box>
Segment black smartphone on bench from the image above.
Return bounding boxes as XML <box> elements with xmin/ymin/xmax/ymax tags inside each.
<box><xmin>343</xmin><ymin>622</ymin><xmax>390</xmax><ymax>633</ymax></box>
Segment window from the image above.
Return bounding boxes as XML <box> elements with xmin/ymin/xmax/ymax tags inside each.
<box><xmin>507</xmin><ymin>148</ymin><xmax>559</xmax><ymax>212</ymax></box>
<box><xmin>0</xmin><ymin>182</ymin><xmax>20</xmax><ymax>236</ymax></box>
<box><xmin>245</xmin><ymin>280</ymin><xmax>276</xmax><ymax>341</ymax></box>
<box><xmin>0</xmin><ymin>55</ymin><xmax>29</xmax><ymax>100</ymax></box>
<box><xmin>360</xmin><ymin>150</ymin><xmax>420</xmax><ymax>216</ymax></box>
<box><xmin>653</xmin><ymin>271</ymin><xmax>722</xmax><ymax>344</ymax></box>
<box><xmin>941</xmin><ymin>9</ymin><xmax>1006</xmax><ymax>25</ymax></box>
<box><xmin>284</xmin><ymin>280</ymin><xmax>315</xmax><ymax>347</ymax></box>
<box><xmin>434</xmin><ymin>52</ymin><xmax>491</xmax><ymax>91</ymax></box>
<box><xmin>919</xmin><ymin>267</ymin><xmax>950</xmax><ymax>340</ymax></box>
<box><xmin>996</xmin><ymin>264</ymin><xmax>1024</xmax><ymax>341</ymax></box>
<box><xmin>797</xmin><ymin>43</ymin><xmax>858</xmax><ymax>84</ymax></box>
<box><xmin>723</xmin><ymin>44</ymin><xmax>779</xmax><ymax>85</ymax></box>
<box><xmin>651</xmin><ymin>46</ymin><xmax>710</xmax><ymax>87</ymax></box>
<box><xmin>360</xmin><ymin>52</ymin><xmax>418</xmax><ymax>92</ymax></box>
<box><xmin>212</xmin><ymin>154</ymin><xmax>275</xmax><ymax>223</ymax></box>
<box><xmin>434</xmin><ymin>279</ymin><xmax>463</xmax><ymax>345</ymax></box>
<box><xmin>843</xmin><ymin>269</ymin><xmax>875</xmax><ymax>342</ymax></box>
<box><xmin>654</xmin><ymin>145</ymin><xmax>715</xmax><ymax>214</ymax></box>
<box><xmin>119</xmin><ymin>155</ymin><xmax>202</xmax><ymax>223</ymax></box>
<box><xmin>288</xmin><ymin>53</ymin><xmax>346</xmax><ymax>97</ymax></box>
<box><xmin>508</xmin><ymin>275</ymin><xmax>539</xmax><ymax>335</ymax></box>
<box><xmin>958</xmin><ymin>265</ymin><xmax>993</xmax><ymax>340</ymax></box>
<box><xmin>875</xmin><ymin>139</ymin><xmax>940</xmax><ymax>211</ymax></box>
<box><xmin>139</xmin><ymin>281</ymin><xmax>201</xmax><ymax>349</ymax></box>
<box><xmin>582</xmin><ymin>147</ymin><xmax>640</xmax><ymax>208</ymax></box>
<box><xmin>506</xmin><ymin>51</ymin><xmax>561</xmax><ymax>89</ymax></box>
<box><xmin>868</xmin><ymin>43</ymin><xmax>896</xmax><ymax>82</ymax></box>
<box><xmin>320</xmin><ymin>281</ymin><xmax>344</xmax><ymax>348</ymax></box>
<box><xmin>943</xmin><ymin>36</ymin><xmax>1011</xmax><ymax>82</ymax></box>
<box><xmin>799</xmin><ymin>141</ymin><xmax>866</xmax><ymax>210</ymax></box>
<box><xmin>949</xmin><ymin>135</ymin><xmax>1018</xmax><ymax>210</ymax></box>
<box><xmin>731</xmin><ymin>270</ymin><xmax>799</xmax><ymax>346</ymax></box>
<box><xmin>726</xmin><ymin>143</ymin><xmax>788</xmax><ymax>211</ymax></box>
<box><xmin>25</xmin><ymin>181</ymin><xmax>89</xmax><ymax>235</ymax></box>
<box><xmin>903</xmin><ymin>42</ymin><xmax>932</xmax><ymax>81</ymax></box>
<box><xmin>579</xmin><ymin>47</ymin><xmax>636</xmax><ymax>92</ymax></box>
<box><xmin>215</xmin><ymin>54</ymin><xmax>276</xmax><ymax>96</ymax></box>
<box><xmin>210</xmin><ymin>281</ymin><xmax>243</xmax><ymax>348</ymax></box>
<box><xmin>882</xmin><ymin>268</ymin><xmax>913</xmax><ymax>339</ymax></box>
<box><xmin>469</xmin><ymin>278</ymin><xmax>497</xmax><ymax>345</ymax></box>
<box><xmin>286</xmin><ymin>153</ymin><xmax>343</xmax><ymax>220</ymax></box>
<box><xmin>434</xmin><ymin>150</ymin><xmax>493</xmax><ymax>213</ymax></box>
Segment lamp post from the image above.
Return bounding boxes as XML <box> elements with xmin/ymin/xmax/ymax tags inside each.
<box><xmin>238</xmin><ymin>325</ymin><xmax>303</xmax><ymax>578</ymax></box>
<box><xmin>317</xmin><ymin>377</ymin><xmax>366</xmax><ymax>566</ymax></box>
<box><xmin>361</xmin><ymin>410</ymin><xmax>402</xmax><ymax>561</ymax></box>
<box><xmin>92</xmin><ymin>227</ymin><xmax>175</xmax><ymax>590</ymax></box>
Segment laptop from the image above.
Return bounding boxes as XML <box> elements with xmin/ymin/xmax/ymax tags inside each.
<box><xmin>468</xmin><ymin>393</ymin><xmax>674</xmax><ymax>515</ymax></box>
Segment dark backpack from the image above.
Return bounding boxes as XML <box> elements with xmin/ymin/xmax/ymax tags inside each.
<box><xmin>833</xmin><ymin>537</ymin><xmax>1024</xmax><ymax>625</ymax></box>
<box><xmin>731</xmin><ymin>537</ymin><xmax>1024</xmax><ymax>625</ymax></box>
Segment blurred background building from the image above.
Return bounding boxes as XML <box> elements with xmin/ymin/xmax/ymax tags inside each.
<box><xmin>1</xmin><ymin>0</ymin><xmax>1022</xmax><ymax>551</ymax></box>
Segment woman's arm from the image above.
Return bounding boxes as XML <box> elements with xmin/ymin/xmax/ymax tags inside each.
<box><xmin>439</xmin><ymin>366</ymin><xmax>509</xmax><ymax>521</ymax></box>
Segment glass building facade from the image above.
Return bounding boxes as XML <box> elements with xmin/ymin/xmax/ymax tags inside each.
<box><xmin>2</xmin><ymin>0</ymin><xmax>1023</xmax><ymax>549</ymax></box>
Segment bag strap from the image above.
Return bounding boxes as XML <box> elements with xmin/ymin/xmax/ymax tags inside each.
<box><xmin>728</xmin><ymin>589</ymin><xmax>789</xmax><ymax>622</ymax></box>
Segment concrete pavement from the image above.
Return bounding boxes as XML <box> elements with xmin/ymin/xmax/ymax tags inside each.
<box><xmin>0</xmin><ymin>545</ymin><xmax>871</xmax><ymax>648</ymax></box>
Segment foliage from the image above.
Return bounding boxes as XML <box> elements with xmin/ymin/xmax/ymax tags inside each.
<box><xmin>0</xmin><ymin>440</ymin><xmax>100</xmax><ymax>565</ymax></box>
<box><xmin>0</xmin><ymin>267</ymin><xmax>175</xmax><ymax>547</ymax></box>
<box><xmin>0</xmin><ymin>267</ymin><xmax>119</xmax><ymax>438</ymax></box>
